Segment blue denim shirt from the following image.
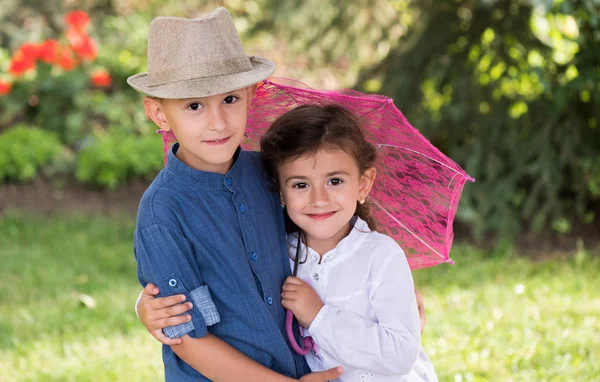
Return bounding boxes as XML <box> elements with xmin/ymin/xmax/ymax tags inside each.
<box><xmin>134</xmin><ymin>144</ymin><xmax>310</xmax><ymax>381</ymax></box>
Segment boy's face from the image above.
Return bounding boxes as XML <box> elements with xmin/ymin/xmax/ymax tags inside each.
<box><xmin>144</xmin><ymin>86</ymin><xmax>255</xmax><ymax>174</ymax></box>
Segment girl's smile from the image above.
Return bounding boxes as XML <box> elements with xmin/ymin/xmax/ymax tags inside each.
<box><xmin>306</xmin><ymin>211</ymin><xmax>338</xmax><ymax>220</ymax></box>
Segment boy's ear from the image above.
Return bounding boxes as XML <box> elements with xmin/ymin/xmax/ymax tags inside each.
<box><xmin>359</xmin><ymin>167</ymin><xmax>377</xmax><ymax>201</ymax></box>
<box><xmin>245</xmin><ymin>84</ymin><xmax>258</xmax><ymax>109</ymax></box>
<box><xmin>144</xmin><ymin>97</ymin><xmax>170</xmax><ymax>131</ymax></box>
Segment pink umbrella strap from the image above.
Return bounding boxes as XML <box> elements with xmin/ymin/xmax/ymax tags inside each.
<box><xmin>286</xmin><ymin>310</ymin><xmax>315</xmax><ymax>356</ymax></box>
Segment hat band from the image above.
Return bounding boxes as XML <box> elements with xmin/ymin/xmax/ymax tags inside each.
<box><xmin>147</xmin><ymin>57</ymin><xmax>254</xmax><ymax>86</ymax></box>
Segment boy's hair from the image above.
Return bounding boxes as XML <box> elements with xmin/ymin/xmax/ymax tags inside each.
<box><xmin>260</xmin><ymin>104</ymin><xmax>377</xmax><ymax>231</ymax></box>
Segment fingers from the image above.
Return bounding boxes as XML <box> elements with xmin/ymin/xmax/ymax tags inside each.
<box><xmin>284</xmin><ymin>276</ymin><xmax>304</xmax><ymax>285</ymax></box>
<box><xmin>415</xmin><ymin>289</ymin><xmax>426</xmax><ymax>334</ymax></box>
<box><xmin>161</xmin><ymin>313</ymin><xmax>192</xmax><ymax>328</ymax></box>
<box><xmin>164</xmin><ymin>302</ymin><xmax>193</xmax><ymax>318</ymax></box>
<box><xmin>415</xmin><ymin>289</ymin><xmax>424</xmax><ymax>311</ymax></box>
<box><xmin>308</xmin><ymin>366</ymin><xmax>343</xmax><ymax>381</ymax></box>
<box><xmin>150</xmin><ymin>294</ymin><xmax>187</xmax><ymax>310</ymax></box>
<box><xmin>151</xmin><ymin>329</ymin><xmax>183</xmax><ymax>346</ymax></box>
<box><xmin>142</xmin><ymin>283</ymin><xmax>160</xmax><ymax>297</ymax></box>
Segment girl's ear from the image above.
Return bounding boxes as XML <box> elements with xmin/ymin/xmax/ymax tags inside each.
<box><xmin>279</xmin><ymin>190</ymin><xmax>285</xmax><ymax>208</ymax></box>
<box><xmin>144</xmin><ymin>97</ymin><xmax>170</xmax><ymax>131</ymax></box>
<box><xmin>358</xmin><ymin>167</ymin><xmax>377</xmax><ymax>202</ymax></box>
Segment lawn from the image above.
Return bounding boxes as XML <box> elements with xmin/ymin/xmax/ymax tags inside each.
<box><xmin>0</xmin><ymin>213</ymin><xmax>599</xmax><ymax>381</ymax></box>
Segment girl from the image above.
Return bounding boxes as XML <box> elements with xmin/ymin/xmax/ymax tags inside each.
<box><xmin>137</xmin><ymin>105</ymin><xmax>436</xmax><ymax>381</ymax></box>
<box><xmin>259</xmin><ymin>104</ymin><xmax>437</xmax><ymax>382</ymax></box>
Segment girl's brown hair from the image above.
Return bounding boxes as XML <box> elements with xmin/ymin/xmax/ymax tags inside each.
<box><xmin>260</xmin><ymin>104</ymin><xmax>377</xmax><ymax>233</ymax></box>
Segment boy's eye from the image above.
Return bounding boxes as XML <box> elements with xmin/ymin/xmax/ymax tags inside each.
<box><xmin>188</xmin><ymin>103</ymin><xmax>202</xmax><ymax>111</ymax></box>
<box><xmin>223</xmin><ymin>95</ymin><xmax>239</xmax><ymax>104</ymax></box>
<box><xmin>328</xmin><ymin>178</ymin><xmax>344</xmax><ymax>186</ymax></box>
<box><xmin>292</xmin><ymin>182</ymin><xmax>308</xmax><ymax>189</ymax></box>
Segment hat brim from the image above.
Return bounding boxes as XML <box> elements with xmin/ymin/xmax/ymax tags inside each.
<box><xmin>127</xmin><ymin>56</ymin><xmax>275</xmax><ymax>99</ymax></box>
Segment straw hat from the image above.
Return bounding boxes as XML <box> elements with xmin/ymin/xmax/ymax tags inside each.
<box><xmin>127</xmin><ymin>8</ymin><xmax>275</xmax><ymax>99</ymax></box>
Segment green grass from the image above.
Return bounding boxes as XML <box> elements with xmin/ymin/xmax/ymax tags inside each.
<box><xmin>1</xmin><ymin>213</ymin><xmax>599</xmax><ymax>381</ymax></box>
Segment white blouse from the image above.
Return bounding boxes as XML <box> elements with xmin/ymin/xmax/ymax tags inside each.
<box><xmin>288</xmin><ymin>217</ymin><xmax>438</xmax><ymax>382</ymax></box>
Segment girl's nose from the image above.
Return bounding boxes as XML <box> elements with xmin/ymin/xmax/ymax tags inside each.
<box><xmin>311</xmin><ymin>186</ymin><xmax>330</xmax><ymax>207</ymax></box>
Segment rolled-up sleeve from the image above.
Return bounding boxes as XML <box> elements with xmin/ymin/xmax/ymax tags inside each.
<box><xmin>134</xmin><ymin>223</ymin><xmax>220</xmax><ymax>339</ymax></box>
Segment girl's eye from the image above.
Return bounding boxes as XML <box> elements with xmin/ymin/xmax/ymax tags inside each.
<box><xmin>292</xmin><ymin>182</ymin><xmax>308</xmax><ymax>189</ymax></box>
<box><xmin>328</xmin><ymin>178</ymin><xmax>344</xmax><ymax>186</ymax></box>
<box><xmin>188</xmin><ymin>103</ymin><xmax>202</xmax><ymax>111</ymax></box>
<box><xmin>223</xmin><ymin>95</ymin><xmax>239</xmax><ymax>104</ymax></box>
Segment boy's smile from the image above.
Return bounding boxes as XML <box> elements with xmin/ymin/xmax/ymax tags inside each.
<box><xmin>144</xmin><ymin>86</ymin><xmax>255</xmax><ymax>174</ymax></box>
<box><xmin>278</xmin><ymin>149</ymin><xmax>375</xmax><ymax>256</ymax></box>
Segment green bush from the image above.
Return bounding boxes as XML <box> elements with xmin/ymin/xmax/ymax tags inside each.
<box><xmin>0</xmin><ymin>125</ymin><xmax>63</xmax><ymax>182</ymax></box>
<box><xmin>75</xmin><ymin>132</ymin><xmax>163</xmax><ymax>190</ymax></box>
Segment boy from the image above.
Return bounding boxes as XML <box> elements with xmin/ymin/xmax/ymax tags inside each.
<box><xmin>128</xmin><ymin>8</ymin><xmax>343</xmax><ymax>381</ymax></box>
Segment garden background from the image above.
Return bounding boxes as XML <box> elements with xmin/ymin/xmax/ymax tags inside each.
<box><xmin>0</xmin><ymin>0</ymin><xmax>599</xmax><ymax>381</ymax></box>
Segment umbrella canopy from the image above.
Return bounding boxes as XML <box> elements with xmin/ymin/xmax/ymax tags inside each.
<box><xmin>159</xmin><ymin>78</ymin><xmax>474</xmax><ymax>270</ymax></box>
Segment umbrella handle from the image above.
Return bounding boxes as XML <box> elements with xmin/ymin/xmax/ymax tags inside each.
<box><xmin>286</xmin><ymin>310</ymin><xmax>314</xmax><ymax>356</ymax></box>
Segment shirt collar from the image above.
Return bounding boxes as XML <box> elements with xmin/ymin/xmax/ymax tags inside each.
<box><xmin>165</xmin><ymin>143</ymin><xmax>244</xmax><ymax>190</ymax></box>
<box><xmin>289</xmin><ymin>216</ymin><xmax>372</xmax><ymax>265</ymax></box>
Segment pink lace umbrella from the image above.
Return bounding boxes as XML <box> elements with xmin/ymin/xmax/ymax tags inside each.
<box><xmin>159</xmin><ymin>77</ymin><xmax>473</xmax><ymax>269</ymax></box>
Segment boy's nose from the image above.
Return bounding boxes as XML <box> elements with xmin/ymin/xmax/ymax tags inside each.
<box><xmin>208</xmin><ymin>106</ymin><xmax>227</xmax><ymax>131</ymax></box>
<box><xmin>310</xmin><ymin>186</ymin><xmax>330</xmax><ymax>207</ymax></box>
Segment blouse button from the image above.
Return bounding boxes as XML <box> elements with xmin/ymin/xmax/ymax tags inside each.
<box><xmin>266</xmin><ymin>296</ymin><xmax>273</xmax><ymax>305</ymax></box>
<box><xmin>224</xmin><ymin>177</ymin><xmax>232</xmax><ymax>186</ymax></box>
<box><xmin>239</xmin><ymin>204</ymin><xmax>246</xmax><ymax>213</ymax></box>
<box><xmin>313</xmin><ymin>273</ymin><xmax>320</xmax><ymax>281</ymax></box>
<box><xmin>168</xmin><ymin>279</ymin><xmax>177</xmax><ymax>287</ymax></box>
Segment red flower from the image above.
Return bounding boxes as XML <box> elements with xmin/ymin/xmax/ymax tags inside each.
<box><xmin>90</xmin><ymin>70</ymin><xmax>112</xmax><ymax>87</ymax></box>
<box><xmin>56</xmin><ymin>49</ymin><xmax>77</xmax><ymax>71</ymax></box>
<box><xmin>38</xmin><ymin>39</ymin><xmax>59</xmax><ymax>64</ymax></box>
<box><xmin>66</xmin><ymin>28</ymin><xmax>97</xmax><ymax>61</ymax></box>
<box><xmin>0</xmin><ymin>80</ymin><xmax>11</xmax><ymax>96</ymax></box>
<box><xmin>65</xmin><ymin>10</ymin><xmax>90</xmax><ymax>31</ymax></box>
<box><xmin>18</xmin><ymin>43</ymin><xmax>41</xmax><ymax>61</ymax></box>
<box><xmin>8</xmin><ymin>54</ymin><xmax>36</xmax><ymax>76</ymax></box>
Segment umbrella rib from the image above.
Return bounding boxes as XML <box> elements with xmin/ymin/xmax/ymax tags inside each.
<box><xmin>376</xmin><ymin>144</ymin><xmax>469</xmax><ymax>180</ymax></box>
<box><xmin>370</xmin><ymin>199</ymin><xmax>444</xmax><ymax>258</ymax></box>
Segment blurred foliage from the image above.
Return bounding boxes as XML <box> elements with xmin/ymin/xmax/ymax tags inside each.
<box><xmin>1</xmin><ymin>0</ymin><xmax>599</xmax><ymax>239</ymax></box>
<box><xmin>0</xmin><ymin>124</ymin><xmax>62</xmax><ymax>181</ymax></box>
<box><xmin>254</xmin><ymin>0</ymin><xmax>600</xmax><ymax>239</ymax></box>
<box><xmin>76</xmin><ymin>132</ymin><xmax>163</xmax><ymax>190</ymax></box>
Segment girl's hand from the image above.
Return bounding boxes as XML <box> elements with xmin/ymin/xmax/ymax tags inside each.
<box><xmin>299</xmin><ymin>366</ymin><xmax>344</xmax><ymax>381</ymax></box>
<box><xmin>137</xmin><ymin>283</ymin><xmax>193</xmax><ymax>345</ymax></box>
<box><xmin>415</xmin><ymin>289</ymin><xmax>425</xmax><ymax>334</ymax></box>
<box><xmin>281</xmin><ymin>276</ymin><xmax>324</xmax><ymax>328</ymax></box>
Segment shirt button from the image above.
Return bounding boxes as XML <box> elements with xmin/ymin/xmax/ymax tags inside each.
<box><xmin>251</xmin><ymin>252</ymin><xmax>258</xmax><ymax>261</ymax></box>
<box><xmin>267</xmin><ymin>296</ymin><xmax>273</xmax><ymax>305</ymax></box>
<box><xmin>224</xmin><ymin>177</ymin><xmax>232</xmax><ymax>186</ymax></box>
<box><xmin>239</xmin><ymin>204</ymin><xmax>246</xmax><ymax>213</ymax></box>
<box><xmin>313</xmin><ymin>273</ymin><xmax>320</xmax><ymax>281</ymax></box>
<box><xmin>168</xmin><ymin>279</ymin><xmax>177</xmax><ymax>287</ymax></box>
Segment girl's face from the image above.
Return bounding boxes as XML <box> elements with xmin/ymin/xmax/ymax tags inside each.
<box><xmin>278</xmin><ymin>148</ymin><xmax>376</xmax><ymax>256</ymax></box>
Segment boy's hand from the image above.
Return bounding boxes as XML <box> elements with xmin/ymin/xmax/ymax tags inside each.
<box><xmin>299</xmin><ymin>366</ymin><xmax>343</xmax><ymax>381</ymax></box>
<box><xmin>415</xmin><ymin>289</ymin><xmax>425</xmax><ymax>334</ymax></box>
<box><xmin>137</xmin><ymin>283</ymin><xmax>193</xmax><ymax>345</ymax></box>
<box><xmin>281</xmin><ymin>276</ymin><xmax>324</xmax><ymax>328</ymax></box>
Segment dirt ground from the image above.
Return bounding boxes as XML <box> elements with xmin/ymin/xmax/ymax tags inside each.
<box><xmin>1</xmin><ymin>177</ymin><xmax>598</xmax><ymax>259</ymax></box>
<box><xmin>0</xmin><ymin>177</ymin><xmax>149</xmax><ymax>216</ymax></box>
